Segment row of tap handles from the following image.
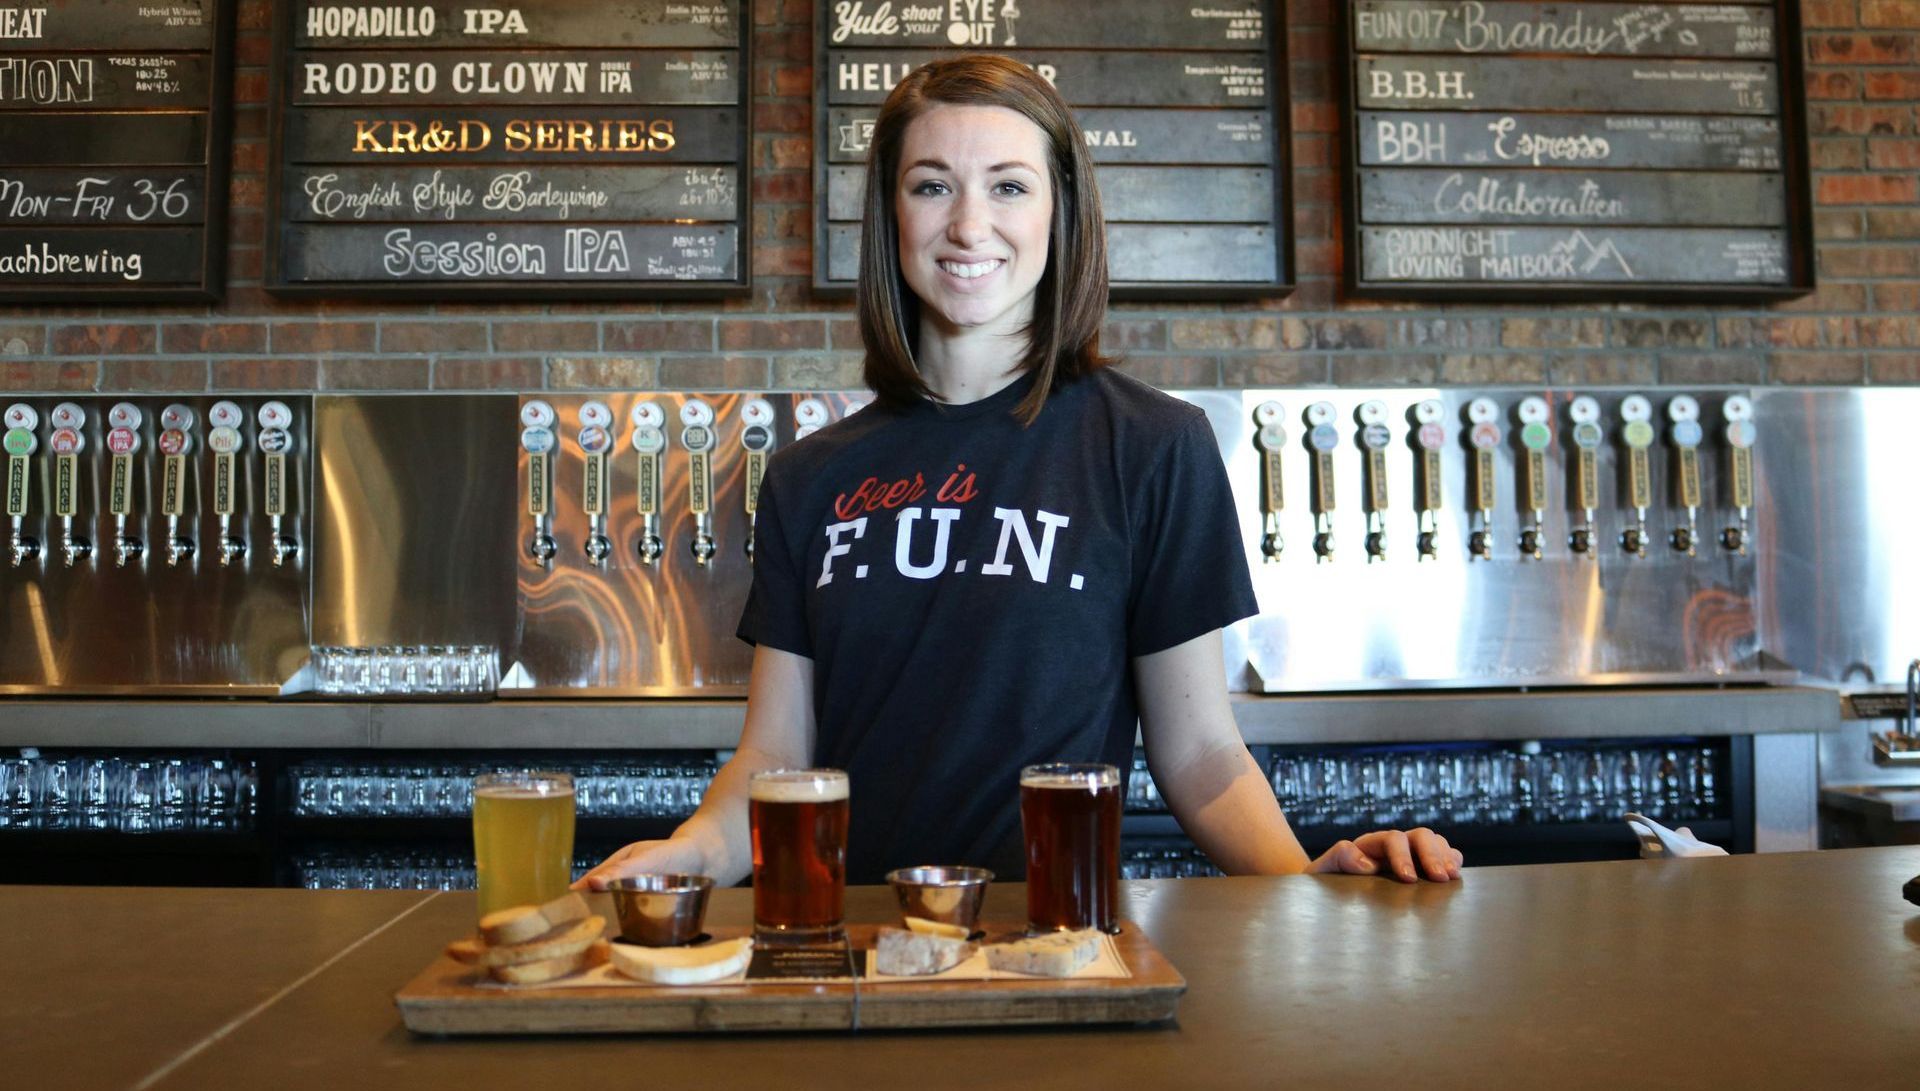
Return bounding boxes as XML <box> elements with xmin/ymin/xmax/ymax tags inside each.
<box><xmin>3</xmin><ymin>399</ymin><xmax>300</xmax><ymax>570</ymax></box>
<box><xmin>1254</xmin><ymin>394</ymin><xmax>1757</xmax><ymax>564</ymax></box>
<box><xmin>519</xmin><ymin>396</ymin><xmax>862</xmax><ymax>570</ymax></box>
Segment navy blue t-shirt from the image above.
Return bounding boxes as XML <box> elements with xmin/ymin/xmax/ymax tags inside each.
<box><xmin>737</xmin><ymin>367</ymin><xmax>1258</xmax><ymax>883</ymax></box>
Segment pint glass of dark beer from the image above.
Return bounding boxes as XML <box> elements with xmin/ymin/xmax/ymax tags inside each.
<box><xmin>1020</xmin><ymin>763</ymin><xmax>1121</xmax><ymax>934</ymax></box>
<box><xmin>749</xmin><ymin>768</ymin><xmax>849</xmax><ymax>944</ymax></box>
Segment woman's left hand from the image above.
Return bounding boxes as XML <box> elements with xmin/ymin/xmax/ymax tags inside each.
<box><xmin>1305</xmin><ymin>828</ymin><xmax>1463</xmax><ymax>883</ymax></box>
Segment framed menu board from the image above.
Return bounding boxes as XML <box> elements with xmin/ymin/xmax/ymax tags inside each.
<box><xmin>1342</xmin><ymin>0</ymin><xmax>1814</xmax><ymax>301</ymax></box>
<box><xmin>0</xmin><ymin>1</ymin><xmax>233</xmax><ymax>303</ymax></box>
<box><xmin>268</xmin><ymin>1</ymin><xmax>750</xmax><ymax>298</ymax></box>
<box><xmin>814</xmin><ymin>1</ymin><xmax>1293</xmax><ymax>299</ymax></box>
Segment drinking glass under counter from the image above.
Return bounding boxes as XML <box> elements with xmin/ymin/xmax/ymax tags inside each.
<box><xmin>6</xmin><ymin>847</ymin><xmax>1915</xmax><ymax>1089</ymax></box>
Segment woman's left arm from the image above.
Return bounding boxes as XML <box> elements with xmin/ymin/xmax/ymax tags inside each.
<box><xmin>1136</xmin><ymin>629</ymin><xmax>1462</xmax><ymax>882</ymax></box>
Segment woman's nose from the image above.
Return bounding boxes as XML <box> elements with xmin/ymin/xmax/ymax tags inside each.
<box><xmin>946</xmin><ymin>192</ymin><xmax>991</xmax><ymax>247</ymax></box>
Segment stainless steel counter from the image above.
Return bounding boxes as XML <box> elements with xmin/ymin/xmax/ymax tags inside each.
<box><xmin>8</xmin><ymin>848</ymin><xmax>1918</xmax><ymax>1090</ymax></box>
<box><xmin>0</xmin><ymin>686</ymin><xmax>1842</xmax><ymax>750</ymax></box>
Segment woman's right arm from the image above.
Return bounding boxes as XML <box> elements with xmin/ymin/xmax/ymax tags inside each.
<box><xmin>575</xmin><ymin>644</ymin><xmax>815</xmax><ymax>889</ymax></box>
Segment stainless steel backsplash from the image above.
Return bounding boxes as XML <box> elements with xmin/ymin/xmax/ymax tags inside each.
<box><xmin>2</xmin><ymin>386</ymin><xmax>1912</xmax><ymax>697</ymax></box>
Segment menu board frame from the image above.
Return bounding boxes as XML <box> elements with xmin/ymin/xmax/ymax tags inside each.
<box><xmin>1339</xmin><ymin>0</ymin><xmax>1814</xmax><ymax>303</ymax></box>
<box><xmin>265</xmin><ymin>1</ymin><xmax>753</xmax><ymax>300</ymax></box>
<box><xmin>0</xmin><ymin>1</ymin><xmax>235</xmax><ymax>304</ymax></box>
<box><xmin>811</xmin><ymin>1</ymin><xmax>1295</xmax><ymax>301</ymax></box>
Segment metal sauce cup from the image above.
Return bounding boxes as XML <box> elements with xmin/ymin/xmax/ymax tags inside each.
<box><xmin>606</xmin><ymin>874</ymin><xmax>714</xmax><ymax>947</ymax></box>
<box><xmin>885</xmin><ymin>865</ymin><xmax>993</xmax><ymax>932</ymax></box>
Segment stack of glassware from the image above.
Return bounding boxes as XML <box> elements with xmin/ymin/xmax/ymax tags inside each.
<box><xmin>0</xmin><ymin>752</ymin><xmax>258</xmax><ymax>832</ymax></box>
<box><xmin>1269</xmin><ymin>743</ymin><xmax>1719</xmax><ymax>830</ymax></box>
<box><xmin>286</xmin><ymin>757</ymin><xmax>717</xmax><ymax>820</ymax></box>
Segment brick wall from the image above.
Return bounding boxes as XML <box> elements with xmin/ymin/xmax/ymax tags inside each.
<box><xmin>1</xmin><ymin>0</ymin><xmax>1915</xmax><ymax>395</ymax></box>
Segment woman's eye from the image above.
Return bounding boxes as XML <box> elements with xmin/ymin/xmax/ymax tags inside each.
<box><xmin>910</xmin><ymin>180</ymin><xmax>949</xmax><ymax>196</ymax></box>
<box><xmin>994</xmin><ymin>181</ymin><xmax>1028</xmax><ymax>197</ymax></box>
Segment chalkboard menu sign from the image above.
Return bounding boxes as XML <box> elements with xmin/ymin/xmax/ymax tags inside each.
<box><xmin>814</xmin><ymin>1</ymin><xmax>1293</xmax><ymax>299</ymax></box>
<box><xmin>0</xmin><ymin>1</ymin><xmax>233</xmax><ymax>302</ymax></box>
<box><xmin>268</xmin><ymin>1</ymin><xmax>750</xmax><ymax>298</ymax></box>
<box><xmin>1342</xmin><ymin>0</ymin><xmax>1813</xmax><ymax>301</ymax></box>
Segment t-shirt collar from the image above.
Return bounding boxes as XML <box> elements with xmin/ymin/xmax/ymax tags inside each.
<box><xmin>912</xmin><ymin>367</ymin><xmax>1041</xmax><ymax>422</ymax></box>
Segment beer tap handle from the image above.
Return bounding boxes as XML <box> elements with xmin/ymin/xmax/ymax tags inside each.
<box><xmin>207</xmin><ymin>401</ymin><xmax>247</xmax><ymax>567</ymax></box>
<box><xmin>1567</xmin><ymin>396</ymin><xmax>1603</xmax><ymax>557</ymax></box>
<box><xmin>1411</xmin><ymin>400</ymin><xmax>1445</xmax><ymax>562</ymax></box>
<box><xmin>630</xmin><ymin>400</ymin><xmax>667</xmax><ymax>566</ymax></box>
<box><xmin>44</xmin><ymin>404</ymin><xmax>89</xmax><ymax>566</ymax></box>
<box><xmin>1619</xmin><ymin>395</ymin><xmax>1654</xmax><ymax>557</ymax></box>
<box><xmin>682</xmin><ymin>399</ymin><xmax>718</xmax><ymax>568</ymax></box>
<box><xmin>520</xmin><ymin>400</ymin><xmax>558</xmax><ymax>570</ymax></box>
<box><xmin>5</xmin><ymin>402</ymin><xmax>40</xmax><ymax>567</ymax></box>
<box><xmin>1466</xmin><ymin>397</ymin><xmax>1501</xmax><ymax>561</ymax></box>
<box><xmin>1515</xmin><ymin>396</ymin><xmax>1552</xmax><ymax>561</ymax></box>
<box><xmin>1253</xmin><ymin>401</ymin><xmax>1286</xmax><ymax>563</ymax></box>
<box><xmin>157</xmin><ymin>403</ymin><xmax>198</xmax><ymax>567</ymax></box>
<box><xmin>1721</xmin><ymin>395</ymin><xmax>1756</xmax><ymax>555</ymax></box>
<box><xmin>577</xmin><ymin>401</ymin><xmax>615</xmax><ymax>568</ymax></box>
<box><xmin>1667</xmin><ymin>395</ymin><xmax>1703</xmax><ymax>556</ymax></box>
<box><xmin>1304</xmin><ymin>402</ymin><xmax>1338</xmax><ymax>564</ymax></box>
<box><xmin>106</xmin><ymin>402</ymin><xmax>144</xmax><ymax>567</ymax></box>
<box><xmin>740</xmin><ymin>399</ymin><xmax>776</xmax><ymax>564</ymax></box>
<box><xmin>257</xmin><ymin>401</ymin><xmax>297</xmax><ymax>568</ymax></box>
<box><xmin>1357</xmin><ymin>401</ymin><xmax>1391</xmax><ymax>564</ymax></box>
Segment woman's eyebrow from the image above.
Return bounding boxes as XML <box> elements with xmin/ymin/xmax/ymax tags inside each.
<box><xmin>902</xmin><ymin>158</ymin><xmax>1041</xmax><ymax>174</ymax></box>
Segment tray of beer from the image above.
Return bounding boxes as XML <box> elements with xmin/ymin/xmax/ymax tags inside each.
<box><xmin>395</xmin><ymin>919</ymin><xmax>1186</xmax><ymax>1036</ymax></box>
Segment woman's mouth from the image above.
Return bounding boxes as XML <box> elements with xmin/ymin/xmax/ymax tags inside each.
<box><xmin>938</xmin><ymin>258</ymin><xmax>1004</xmax><ymax>280</ymax></box>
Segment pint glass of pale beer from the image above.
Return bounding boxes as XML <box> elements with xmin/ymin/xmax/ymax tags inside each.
<box><xmin>749</xmin><ymin>768</ymin><xmax>850</xmax><ymax>944</ymax></box>
<box><xmin>472</xmin><ymin>771</ymin><xmax>576</xmax><ymax>920</ymax></box>
<box><xmin>1020</xmin><ymin>763</ymin><xmax>1121</xmax><ymax>933</ymax></box>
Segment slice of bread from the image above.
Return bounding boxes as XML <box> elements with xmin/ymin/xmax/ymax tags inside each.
<box><xmin>477</xmin><ymin>914</ymin><xmax>606</xmax><ymax>968</ymax></box>
<box><xmin>444</xmin><ymin>937</ymin><xmax>486</xmax><ymax>965</ymax></box>
<box><xmin>478</xmin><ymin>905</ymin><xmax>548</xmax><ymax>947</ymax></box>
<box><xmin>479</xmin><ymin>891</ymin><xmax>593</xmax><ymax>946</ymax></box>
<box><xmin>488</xmin><ymin>938</ymin><xmax>610</xmax><ymax>986</ymax></box>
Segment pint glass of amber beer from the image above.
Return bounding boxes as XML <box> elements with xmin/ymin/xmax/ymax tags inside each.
<box><xmin>472</xmin><ymin>771</ymin><xmax>576</xmax><ymax>920</ymax></box>
<box><xmin>1020</xmin><ymin>763</ymin><xmax>1121</xmax><ymax>933</ymax></box>
<box><xmin>749</xmin><ymin>768</ymin><xmax>849</xmax><ymax>944</ymax></box>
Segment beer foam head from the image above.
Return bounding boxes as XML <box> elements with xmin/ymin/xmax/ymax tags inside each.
<box><xmin>1020</xmin><ymin>763</ymin><xmax>1119</xmax><ymax>790</ymax></box>
<box><xmin>473</xmin><ymin>772</ymin><xmax>573</xmax><ymax>799</ymax></box>
<box><xmin>750</xmin><ymin>769</ymin><xmax>849</xmax><ymax>803</ymax></box>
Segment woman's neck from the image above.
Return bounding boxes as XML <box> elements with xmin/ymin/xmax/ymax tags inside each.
<box><xmin>914</xmin><ymin>317</ymin><xmax>1029</xmax><ymax>405</ymax></box>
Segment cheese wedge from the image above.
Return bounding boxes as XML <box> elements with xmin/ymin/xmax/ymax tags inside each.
<box><xmin>610</xmin><ymin>937</ymin><xmax>754</xmax><ymax>985</ymax></box>
<box><xmin>983</xmin><ymin>930</ymin><xmax>1100</xmax><ymax>977</ymax></box>
<box><xmin>902</xmin><ymin>916</ymin><xmax>970</xmax><ymax>941</ymax></box>
<box><xmin>476</xmin><ymin>915</ymin><xmax>606</xmax><ymax>968</ymax></box>
<box><xmin>875</xmin><ymin>926</ymin><xmax>973</xmax><ymax>976</ymax></box>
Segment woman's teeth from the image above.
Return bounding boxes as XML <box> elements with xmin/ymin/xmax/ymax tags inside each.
<box><xmin>939</xmin><ymin>259</ymin><xmax>1002</xmax><ymax>279</ymax></box>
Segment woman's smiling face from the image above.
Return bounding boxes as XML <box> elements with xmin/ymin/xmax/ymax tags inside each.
<box><xmin>894</xmin><ymin>103</ymin><xmax>1054</xmax><ymax>340</ymax></box>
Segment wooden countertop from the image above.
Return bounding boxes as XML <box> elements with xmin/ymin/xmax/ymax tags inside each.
<box><xmin>9</xmin><ymin>848</ymin><xmax>1919</xmax><ymax>1090</ymax></box>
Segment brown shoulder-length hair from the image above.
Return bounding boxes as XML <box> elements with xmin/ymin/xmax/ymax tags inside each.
<box><xmin>856</xmin><ymin>54</ymin><xmax>1111</xmax><ymax>425</ymax></box>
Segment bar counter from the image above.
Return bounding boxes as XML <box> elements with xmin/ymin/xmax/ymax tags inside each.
<box><xmin>9</xmin><ymin>848</ymin><xmax>1918</xmax><ymax>1090</ymax></box>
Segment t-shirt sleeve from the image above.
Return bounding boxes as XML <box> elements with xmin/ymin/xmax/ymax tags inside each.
<box><xmin>735</xmin><ymin>459</ymin><xmax>814</xmax><ymax>657</ymax></box>
<box><xmin>1126</xmin><ymin>411</ymin><xmax>1260</xmax><ymax>657</ymax></box>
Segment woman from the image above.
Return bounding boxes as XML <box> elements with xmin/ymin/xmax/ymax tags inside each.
<box><xmin>582</xmin><ymin>55</ymin><xmax>1461</xmax><ymax>890</ymax></box>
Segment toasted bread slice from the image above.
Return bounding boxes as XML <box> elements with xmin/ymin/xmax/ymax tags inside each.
<box><xmin>487</xmin><ymin>938</ymin><xmax>611</xmax><ymax>986</ymax></box>
<box><xmin>444</xmin><ymin>936</ymin><xmax>486</xmax><ymax>965</ymax></box>
<box><xmin>536</xmin><ymin>891</ymin><xmax>592</xmax><ymax>932</ymax></box>
<box><xmin>477</xmin><ymin>915</ymin><xmax>606</xmax><ymax>968</ymax></box>
<box><xmin>478</xmin><ymin>904</ymin><xmax>549</xmax><ymax>947</ymax></box>
<box><xmin>479</xmin><ymin>891</ymin><xmax>592</xmax><ymax>946</ymax></box>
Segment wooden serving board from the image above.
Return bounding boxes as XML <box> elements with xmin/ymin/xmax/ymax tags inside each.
<box><xmin>395</xmin><ymin>921</ymin><xmax>1185</xmax><ymax>1035</ymax></box>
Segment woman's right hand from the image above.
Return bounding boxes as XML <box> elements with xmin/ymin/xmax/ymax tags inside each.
<box><xmin>572</xmin><ymin>834</ymin><xmax>710</xmax><ymax>892</ymax></box>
